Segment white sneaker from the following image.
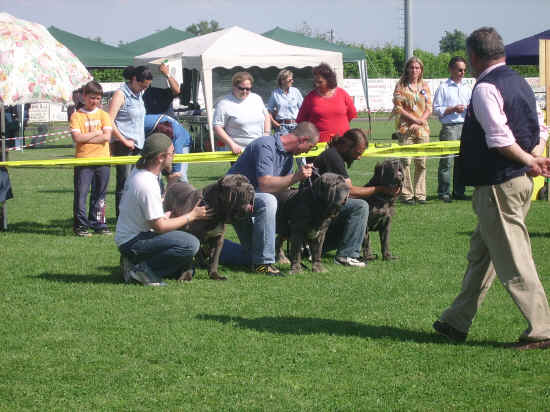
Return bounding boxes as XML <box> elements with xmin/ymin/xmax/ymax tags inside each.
<box><xmin>334</xmin><ymin>256</ymin><xmax>366</xmax><ymax>268</ymax></box>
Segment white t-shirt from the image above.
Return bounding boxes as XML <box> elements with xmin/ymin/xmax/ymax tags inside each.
<box><xmin>115</xmin><ymin>169</ymin><xmax>165</xmax><ymax>246</ymax></box>
<box><xmin>212</xmin><ymin>92</ymin><xmax>268</xmax><ymax>147</ymax></box>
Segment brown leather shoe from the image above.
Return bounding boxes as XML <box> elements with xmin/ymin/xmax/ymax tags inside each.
<box><xmin>507</xmin><ymin>339</ymin><xmax>550</xmax><ymax>351</ymax></box>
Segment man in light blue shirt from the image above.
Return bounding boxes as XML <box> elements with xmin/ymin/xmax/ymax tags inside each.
<box><xmin>267</xmin><ymin>70</ymin><xmax>304</xmax><ymax>134</ymax></box>
<box><xmin>433</xmin><ymin>56</ymin><xmax>472</xmax><ymax>202</ymax></box>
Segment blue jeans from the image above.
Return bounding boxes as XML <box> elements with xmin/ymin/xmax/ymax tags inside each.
<box><xmin>437</xmin><ymin>123</ymin><xmax>465</xmax><ymax>197</ymax></box>
<box><xmin>172</xmin><ymin>144</ymin><xmax>189</xmax><ymax>182</ymax></box>
<box><xmin>324</xmin><ymin>198</ymin><xmax>369</xmax><ymax>258</ymax></box>
<box><xmin>119</xmin><ymin>230</ymin><xmax>200</xmax><ymax>279</ymax></box>
<box><xmin>111</xmin><ymin>140</ymin><xmax>139</xmax><ymax>218</ymax></box>
<box><xmin>232</xmin><ymin>192</ymin><xmax>277</xmax><ymax>265</ymax></box>
<box><xmin>219</xmin><ymin>239</ymin><xmax>252</xmax><ymax>266</ymax></box>
<box><xmin>73</xmin><ymin>165</ymin><xmax>110</xmax><ymax>230</ymax></box>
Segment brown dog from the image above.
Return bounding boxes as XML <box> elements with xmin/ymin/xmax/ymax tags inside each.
<box><xmin>275</xmin><ymin>172</ymin><xmax>350</xmax><ymax>274</ymax></box>
<box><xmin>363</xmin><ymin>159</ymin><xmax>403</xmax><ymax>261</ymax></box>
<box><xmin>163</xmin><ymin>175</ymin><xmax>255</xmax><ymax>280</ymax></box>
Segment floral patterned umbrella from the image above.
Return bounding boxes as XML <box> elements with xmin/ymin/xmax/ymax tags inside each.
<box><xmin>0</xmin><ymin>13</ymin><xmax>92</xmax><ymax>105</ymax></box>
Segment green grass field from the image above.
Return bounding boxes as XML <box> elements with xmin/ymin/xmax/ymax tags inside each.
<box><xmin>2</xmin><ymin>120</ymin><xmax>550</xmax><ymax>410</ymax></box>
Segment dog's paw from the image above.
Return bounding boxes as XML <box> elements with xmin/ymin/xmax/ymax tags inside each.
<box><xmin>312</xmin><ymin>262</ymin><xmax>326</xmax><ymax>273</ymax></box>
<box><xmin>382</xmin><ymin>254</ymin><xmax>399</xmax><ymax>261</ymax></box>
<box><xmin>209</xmin><ymin>272</ymin><xmax>228</xmax><ymax>281</ymax></box>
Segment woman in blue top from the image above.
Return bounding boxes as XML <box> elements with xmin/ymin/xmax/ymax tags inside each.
<box><xmin>109</xmin><ymin>65</ymin><xmax>152</xmax><ymax>217</ymax></box>
<box><xmin>267</xmin><ymin>69</ymin><xmax>303</xmax><ymax>135</ymax></box>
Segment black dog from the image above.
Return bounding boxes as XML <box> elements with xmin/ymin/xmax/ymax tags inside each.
<box><xmin>275</xmin><ymin>172</ymin><xmax>350</xmax><ymax>274</ymax></box>
<box><xmin>163</xmin><ymin>175</ymin><xmax>255</xmax><ymax>280</ymax></box>
<box><xmin>363</xmin><ymin>159</ymin><xmax>403</xmax><ymax>261</ymax></box>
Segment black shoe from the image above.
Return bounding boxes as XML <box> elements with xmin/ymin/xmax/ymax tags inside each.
<box><xmin>433</xmin><ymin>320</ymin><xmax>467</xmax><ymax>342</ymax></box>
<box><xmin>453</xmin><ymin>194</ymin><xmax>469</xmax><ymax>200</ymax></box>
<box><xmin>254</xmin><ymin>264</ymin><xmax>285</xmax><ymax>277</ymax></box>
<box><xmin>74</xmin><ymin>227</ymin><xmax>92</xmax><ymax>237</ymax></box>
<box><xmin>416</xmin><ymin>199</ymin><xmax>428</xmax><ymax>205</ymax></box>
<box><xmin>94</xmin><ymin>227</ymin><xmax>112</xmax><ymax>235</ymax></box>
<box><xmin>400</xmin><ymin>198</ymin><xmax>415</xmax><ymax>205</ymax></box>
<box><xmin>439</xmin><ymin>195</ymin><xmax>452</xmax><ymax>203</ymax></box>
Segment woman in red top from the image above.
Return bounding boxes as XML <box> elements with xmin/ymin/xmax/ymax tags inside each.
<box><xmin>296</xmin><ymin>63</ymin><xmax>357</xmax><ymax>143</ymax></box>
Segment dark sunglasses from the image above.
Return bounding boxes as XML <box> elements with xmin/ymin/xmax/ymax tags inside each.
<box><xmin>236</xmin><ymin>86</ymin><xmax>252</xmax><ymax>91</ymax></box>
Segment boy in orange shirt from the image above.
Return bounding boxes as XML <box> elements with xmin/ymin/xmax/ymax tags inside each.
<box><xmin>69</xmin><ymin>81</ymin><xmax>113</xmax><ymax>236</ymax></box>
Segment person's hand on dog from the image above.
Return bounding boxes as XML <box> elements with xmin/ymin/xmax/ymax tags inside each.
<box><xmin>189</xmin><ymin>199</ymin><xmax>215</xmax><ymax>221</ymax></box>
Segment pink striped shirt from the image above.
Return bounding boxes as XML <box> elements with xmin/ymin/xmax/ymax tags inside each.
<box><xmin>472</xmin><ymin>62</ymin><xmax>547</xmax><ymax>149</ymax></box>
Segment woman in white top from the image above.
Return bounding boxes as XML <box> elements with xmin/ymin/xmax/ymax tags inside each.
<box><xmin>213</xmin><ymin>71</ymin><xmax>270</xmax><ymax>154</ymax></box>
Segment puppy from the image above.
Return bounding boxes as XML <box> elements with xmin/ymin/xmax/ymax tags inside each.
<box><xmin>363</xmin><ymin>159</ymin><xmax>403</xmax><ymax>261</ymax></box>
<box><xmin>275</xmin><ymin>172</ymin><xmax>350</xmax><ymax>274</ymax></box>
<box><xmin>163</xmin><ymin>175</ymin><xmax>255</xmax><ymax>280</ymax></box>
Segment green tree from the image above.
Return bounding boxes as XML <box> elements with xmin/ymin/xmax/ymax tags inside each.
<box><xmin>439</xmin><ymin>29</ymin><xmax>466</xmax><ymax>54</ymax></box>
<box><xmin>510</xmin><ymin>65</ymin><xmax>539</xmax><ymax>77</ymax></box>
<box><xmin>90</xmin><ymin>68</ymin><xmax>124</xmax><ymax>82</ymax></box>
<box><xmin>186</xmin><ymin>20</ymin><xmax>221</xmax><ymax>36</ymax></box>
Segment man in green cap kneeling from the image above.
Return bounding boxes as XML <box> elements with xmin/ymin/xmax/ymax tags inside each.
<box><xmin>115</xmin><ymin>133</ymin><xmax>213</xmax><ymax>286</ymax></box>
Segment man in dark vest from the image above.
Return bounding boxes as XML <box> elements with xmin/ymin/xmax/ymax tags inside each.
<box><xmin>433</xmin><ymin>27</ymin><xmax>550</xmax><ymax>350</ymax></box>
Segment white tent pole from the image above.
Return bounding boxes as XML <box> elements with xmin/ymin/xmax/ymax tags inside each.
<box><xmin>199</xmin><ymin>65</ymin><xmax>216</xmax><ymax>152</ymax></box>
<box><xmin>358</xmin><ymin>59</ymin><xmax>373</xmax><ymax>140</ymax></box>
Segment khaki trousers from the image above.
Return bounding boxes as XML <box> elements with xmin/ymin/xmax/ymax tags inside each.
<box><xmin>440</xmin><ymin>175</ymin><xmax>550</xmax><ymax>341</ymax></box>
<box><xmin>399</xmin><ymin>133</ymin><xmax>429</xmax><ymax>201</ymax></box>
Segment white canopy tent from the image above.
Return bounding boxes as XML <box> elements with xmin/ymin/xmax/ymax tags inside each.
<box><xmin>136</xmin><ymin>26</ymin><xmax>344</xmax><ymax>151</ymax></box>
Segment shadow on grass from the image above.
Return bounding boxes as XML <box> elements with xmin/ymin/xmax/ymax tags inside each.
<box><xmin>34</xmin><ymin>271</ymin><xmax>120</xmax><ymax>284</ymax></box>
<box><xmin>197</xmin><ymin>314</ymin><xmax>506</xmax><ymax>348</ymax></box>
<box><xmin>5</xmin><ymin>219</ymin><xmax>73</xmax><ymax>235</ymax></box>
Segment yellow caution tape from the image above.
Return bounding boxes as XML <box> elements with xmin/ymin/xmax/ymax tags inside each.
<box><xmin>0</xmin><ymin>141</ymin><xmax>460</xmax><ymax>168</ymax></box>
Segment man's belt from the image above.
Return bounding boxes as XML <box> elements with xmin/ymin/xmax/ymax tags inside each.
<box><xmin>278</xmin><ymin>119</ymin><xmax>297</xmax><ymax>125</ymax></box>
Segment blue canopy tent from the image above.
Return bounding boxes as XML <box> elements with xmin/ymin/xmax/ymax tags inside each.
<box><xmin>505</xmin><ymin>29</ymin><xmax>550</xmax><ymax>65</ymax></box>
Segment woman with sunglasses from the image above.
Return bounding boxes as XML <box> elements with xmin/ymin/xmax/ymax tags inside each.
<box><xmin>213</xmin><ymin>72</ymin><xmax>271</xmax><ymax>154</ymax></box>
<box><xmin>296</xmin><ymin>63</ymin><xmax>357</xmax><ymax>143</ymax></box>
<box><xmin>267</xmin><ymin>69</ymin><xmax>303</xmax><ymax>135</ymax></box>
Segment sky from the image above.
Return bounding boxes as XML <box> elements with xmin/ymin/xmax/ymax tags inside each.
<box><xmin>2</xmin><ymin>0</ymin><xmax>550</xmax><ymax>53</ymax></box>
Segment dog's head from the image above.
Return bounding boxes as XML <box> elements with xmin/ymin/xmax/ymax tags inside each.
<box><xmin>205</xmin><ymin>174</ymin><xmax>255</xmax><ymax>223</ymax></box>
<box><xmin>311</xmin><ymin>173</ymin><xmax>350</xmax><ymax>219</ymax></box>
<box><xmin>371</xmin><ymin>159</ymin><xmax>403</xmax><ymax>195</ymax></box>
